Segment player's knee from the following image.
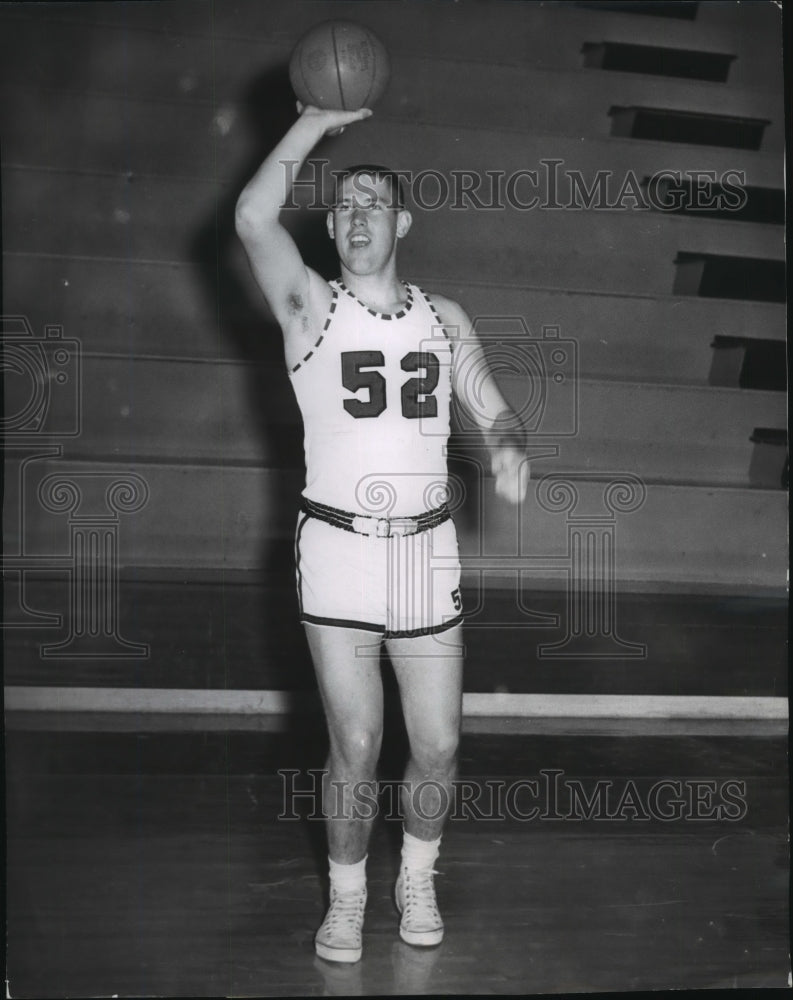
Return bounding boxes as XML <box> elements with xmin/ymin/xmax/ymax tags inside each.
<box><xmin>329</xmin><ymin>726</ymin><xmax>383</xmax><ymax>772</ymax></box>
<box><xmin>412</xmin><ymin>730</ymin><xmax>459</xmax><ymax>774</ymax></box>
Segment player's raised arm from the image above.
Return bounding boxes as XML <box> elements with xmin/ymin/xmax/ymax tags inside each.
<box><xmin>234</xmin><ymin>105</ymin><xmax>371</xmax><ymax>327</ymax></box>
<box><xmin>431</xmin><ymin>294</ymin><xmax>531</xmax><ymax>505</ymax></box>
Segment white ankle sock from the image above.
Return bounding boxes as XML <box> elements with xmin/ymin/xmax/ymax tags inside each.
<box><xmin>401</xmin><ymin>830</ymin><xmax>441</xmax><ymax>871</ymax></box>
<box><xmin>328</xmin><ymin>855</ymin><xmax>367</xmax><ymax>893</ymax></box>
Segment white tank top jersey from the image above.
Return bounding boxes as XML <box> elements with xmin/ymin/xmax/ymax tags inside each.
<box><xmin>288</xmin><ymin>280</ymin><xmax>454</xmax><ymax>517</ymax></box>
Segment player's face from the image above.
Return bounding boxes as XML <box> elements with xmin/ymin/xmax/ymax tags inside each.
<box><xmin>327</xmin><ymin>174</ymin><xmax>411</xmax><ymax>275</ymax></box>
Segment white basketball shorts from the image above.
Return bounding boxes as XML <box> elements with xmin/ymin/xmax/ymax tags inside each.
<box><xmin>294</xmin><ymin>512</ymin><xmax>464</xmax><ymax>637</ymax></box>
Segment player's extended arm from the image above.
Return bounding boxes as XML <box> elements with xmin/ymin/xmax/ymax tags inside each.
<box><xmin>433</xmin><ymin>295</ymin><xmax>530</xmax><ymax>505</ymax></box>
<box><xmin>234</xmin><ymin>105</ymin><xmax>371</xmax><ymax>327</ymax></box>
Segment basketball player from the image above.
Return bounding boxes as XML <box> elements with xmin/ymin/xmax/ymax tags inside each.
<box><xmin>235</xmin><ymin>104</ymin><xmax>528</xmax><ymax>963</ymax></box>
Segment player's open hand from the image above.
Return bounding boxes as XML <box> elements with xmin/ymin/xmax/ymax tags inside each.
<box><xmin>492</xmin><ymin>446</ymin><xmax>530</xmax><ymax>504</ymax></box>
<box><xmin>296</xmin><ymin>102</ymin><xmax>372</xmax><ymax>136</ymax></box>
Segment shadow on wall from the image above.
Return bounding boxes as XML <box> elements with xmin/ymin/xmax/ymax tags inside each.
<box><xmin>190</xmin><ymin>65</ymin><xmax>339</xmax><ymax>689</ymax></box>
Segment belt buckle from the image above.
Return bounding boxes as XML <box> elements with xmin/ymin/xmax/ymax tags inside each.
<box><xmin>389</xmin><ymin>518</ymin><xmax>417</xmax><ymax>537</ymax></box>
<box><xmin>375</xmin><ymin>518</ymin><xmax>391</xmax><ymax>538</ymax></box>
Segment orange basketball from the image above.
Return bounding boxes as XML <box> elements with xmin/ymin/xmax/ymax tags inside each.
<box><xmin>289</xmin><ymin>20</ymin><xmax>390</xmax><ymax>111</ymax></box>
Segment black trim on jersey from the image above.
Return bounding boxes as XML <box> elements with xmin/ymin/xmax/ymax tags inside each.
<box><xmin>416</xmin><ymin>285</ymin><xmax>453</xmax><ymax>351</ymax></box>
<box><xmin>385</xmin><ymin>614</ymin><xmax>464</xmax><ymax>639</ymax></box>
<box><xmin>294</xmin><ymin>512</ymin><xmax>310</xmax><ymax>615</ymax></box>
<box><xmin>301</xmin><ymin>612</ymin><xmax>385</xmax><ymax>634</ymax></box>
<box><xmin>290</xmin><ymin>289</ymin><xmax>337</xmax><ymax>374</ymax></box>
<box><xmin>335</xmin><ymin>279</ymin><xmax>413</xmax><ymax>320</ymax></box>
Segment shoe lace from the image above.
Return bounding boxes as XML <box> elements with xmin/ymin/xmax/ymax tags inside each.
<box><xmin>402</xmin><ymin>868</ymin><xmax>440</xmax><ymax>919</ymax></box>
<box><xmin>327</xmin><ymin>887</ymin><xmax>366</xmax><ymax>929</ymax></box>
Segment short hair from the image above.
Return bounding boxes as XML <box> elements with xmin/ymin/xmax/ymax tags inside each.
<box><xmin>332</xmin><ymin>163</ymin><xmax>407</xmax><ymax>211</ymax></box>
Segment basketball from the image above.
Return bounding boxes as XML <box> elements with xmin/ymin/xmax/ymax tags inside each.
<box><xmin>289</xmin><ymin>20</ymin><xmax>390</xmax><ymax>111</ymax></box>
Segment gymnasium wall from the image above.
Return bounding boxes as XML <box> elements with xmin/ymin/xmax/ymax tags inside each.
<box><xmin>2</xmin><ymin>2</ymin><xmax>787</xmax><ymax>693</ymax></box>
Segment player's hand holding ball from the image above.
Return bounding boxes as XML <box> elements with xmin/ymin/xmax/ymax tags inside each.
<box><xmin>295</xmin><ymin>102</ymin><xmax>372</xmax><ymax>137</ymax></box>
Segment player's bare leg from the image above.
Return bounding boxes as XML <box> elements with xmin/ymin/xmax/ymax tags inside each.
<box><xmin>305</xmin><ymin>623</ymin><xmax>384</xmax><ymax>962</ymax></box>
<box><xmin>386</xmin><ymin>624</ymin><xmax>464</xmax><ymax>946</ymax></box>
<box><xmin>386</xmin><ymin>625</ymin><xmax>464</xmax><ymax>838</ymax></box>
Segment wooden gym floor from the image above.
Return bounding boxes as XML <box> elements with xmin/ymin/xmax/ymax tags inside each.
<box><xmin>5</xmin><ymin>709</ymin><xmax>789</xmax><ymax>996</ymax></box>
